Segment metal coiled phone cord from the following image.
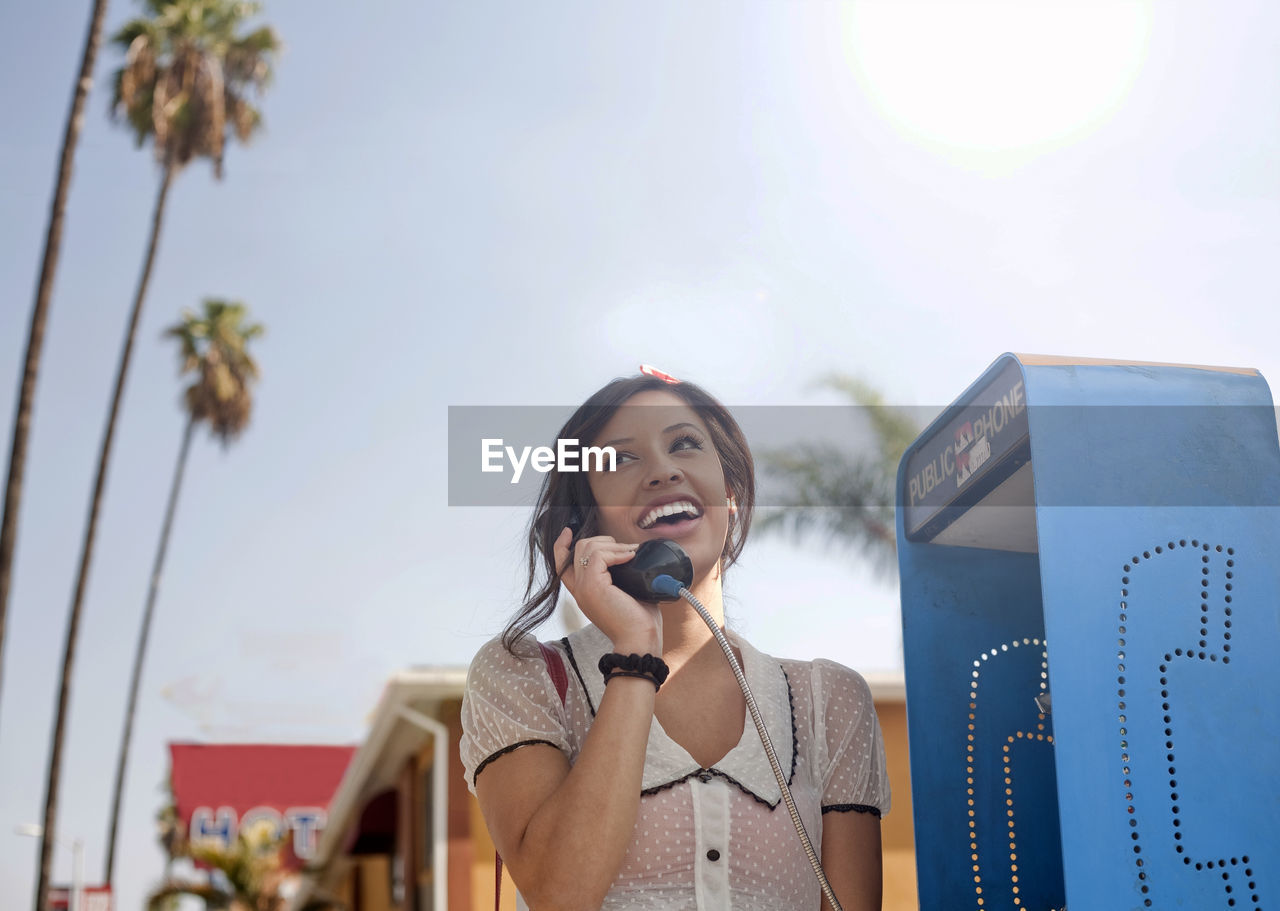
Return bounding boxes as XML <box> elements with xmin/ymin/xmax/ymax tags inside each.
<box><xmin>671</xmin><ymin>582</ymin><xmax>844</xmax><ymax>911</ymax></box>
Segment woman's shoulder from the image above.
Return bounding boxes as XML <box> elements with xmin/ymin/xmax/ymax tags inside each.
<box><xmin>465</xmin><ymin>634</ymin><xmax>557</xmax><ymax>692</ymax></box>
<box><xmin>459</xmin><ymin>634</ymin><xmax>577</xmax><ymax>790</ymax></box>
<box><xmin>470</xmin><ymin>632</ymin><xmax>541</xmax><ymax>663</ymax></box>
<box><xmin>773</xmin><ymin>653</ymin><xmax>877</xmax><ymax>706</ymax></box>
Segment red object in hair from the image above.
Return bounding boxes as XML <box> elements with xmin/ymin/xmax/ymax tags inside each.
<box><xmin>639</xmin><ymin>364</ymin><xmax>681</xmax><ymax>384</ymax></box>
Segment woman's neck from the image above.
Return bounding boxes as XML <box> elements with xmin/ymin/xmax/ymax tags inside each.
<box><xmin>658</xmin><ymin>571</ymin><xmax>725</xmax><ymax>666</ymax></box>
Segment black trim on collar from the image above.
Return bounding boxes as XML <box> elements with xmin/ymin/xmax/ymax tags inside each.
<box><xmin>641</xmin><ymin>767</ymin><xmax>779</xmax><ymax>808</ymax></box>
<box><xmin>561</xmin><ymin>636</ymin><xmax>596</xmax><ymax>717</ymax></box>
<box><xmin>637</xmin><ymin>667</ymin><xmax>800</xmax><ymax>809</ymax></box>
<box><xmin>783</xmin><ymin>668</ymin><xmax>798</xmax><ymax>786</ymax></box>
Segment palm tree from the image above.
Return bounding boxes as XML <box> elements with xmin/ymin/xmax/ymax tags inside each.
<box><xmin>149</xmin><ymin>811</ymin><xmax>289</xmax><ymax>911</ymax></box>
<box><xmin>755</xmin><ymin>375</ymin><xmax>920</xmax><ymax>575</ymax></box>
<box><xmin>0</xmin><ymin>0</ymin><xmax>113</xmax><ymax>732</ymax></box>
<box><xmin>34</xmin><ymin>4</ymin><xmax>279</xmax><ymax>908</ymax></box>
<box><xmin>104</xmin><ymin>300</ymin><xmax>262</xmax><ymax>885</ymax></box>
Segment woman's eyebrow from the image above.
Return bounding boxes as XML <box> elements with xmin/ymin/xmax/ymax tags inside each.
<box><xmin>599</xmin><ymin>423</ymin><xmax>701</xmax><ymax>449</ymax></box>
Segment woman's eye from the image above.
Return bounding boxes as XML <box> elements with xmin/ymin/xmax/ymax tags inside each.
<box><xmin>614</xmin><ymin>450</ymin><xmax>639</xmax><ymax>465</ymax></box>
<box><xmin>670</xmin><ymin>434</ymin><xmax>705</xmax><ymax>453</ymax></box>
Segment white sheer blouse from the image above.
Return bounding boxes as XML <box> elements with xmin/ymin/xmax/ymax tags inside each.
<box><xmin>460</xmin><ymin>625</ymin><xmax>890</xmax><ymax>910</ymax></box>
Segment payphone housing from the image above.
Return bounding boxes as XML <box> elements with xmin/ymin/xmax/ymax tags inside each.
<box><xmin>896</xmin><ymin>354</ymin><xmax>1279</xmax><ymax>910</ymax></box>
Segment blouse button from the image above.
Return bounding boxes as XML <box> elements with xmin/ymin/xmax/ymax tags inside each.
<box><xmin>706</xmin><ymin>849</ymin><xmax>721</xmax><ymax>862</ymax></box>
<box><xmin>697</xmin><ymin>770</ymin><xmax>714</xmax><ymax>783</ymax></box>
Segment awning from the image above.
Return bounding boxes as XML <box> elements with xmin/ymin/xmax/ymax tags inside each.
<box><xmin>340</xmin><ymin>788</ymin><xmax>398</xmax><ymax>856</ymax></box>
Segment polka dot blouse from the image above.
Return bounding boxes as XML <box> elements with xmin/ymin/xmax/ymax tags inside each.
<box><xmin>460</xmin><ymin>624</ymin><xmax>891</xmax><ymax>910</ymax></box>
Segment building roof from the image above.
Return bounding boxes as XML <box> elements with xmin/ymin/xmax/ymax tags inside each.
<box><xmin>286</xmin><ymin>667</ymin><xmax>467</xmax><ymax>911</ymax></box>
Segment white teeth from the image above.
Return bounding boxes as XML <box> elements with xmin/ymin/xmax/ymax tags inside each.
<box><xmin>639</xmin><ymin>500</ymin><xmax>701</xmax><ymax>529</ymax></box>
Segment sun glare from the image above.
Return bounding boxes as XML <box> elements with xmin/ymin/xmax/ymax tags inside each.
<box><xmin>846</xmin><ymin>1</ymin><xmax>1152</xmax><ymax>154</ymax></box>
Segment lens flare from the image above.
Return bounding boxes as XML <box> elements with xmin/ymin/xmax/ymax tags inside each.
<box><xmin>846</xmin><ymin>0</ymin><xmax>1152</xmax><ymax>155</ymax></box>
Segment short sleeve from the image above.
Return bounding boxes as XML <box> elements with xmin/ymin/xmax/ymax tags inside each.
<box><xmin>811</xmin><ymin>659</ymin><xmax>891</xmax><ymax>817</ymax></box>
<box><xmin>459</xmin><ymin>637</ymin><xmax>572</xmax><ymax>794</ymax></box>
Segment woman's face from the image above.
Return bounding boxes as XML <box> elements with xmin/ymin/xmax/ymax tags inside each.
<box><xmin>586</xmin><ymin>389</ymin><xmax>731</xmax><ymax>581</ymax></box>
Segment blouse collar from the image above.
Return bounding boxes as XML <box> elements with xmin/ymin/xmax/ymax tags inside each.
<box><xmin>563</xmin><ymin>624</ymin><xmax>796</xmax><ymax>808</ymax></box>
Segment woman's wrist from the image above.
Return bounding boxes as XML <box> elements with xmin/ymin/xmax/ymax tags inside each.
<box><xmin>610</xmin><ymin>634</ymin><xmax>661</xmax><ymax>656</ymax></box>
<box><xmin>599</xmin><ymin>672</ymin><xmax>661</xmax><ymax>697</ymax></box>
<box><xmin>599</xmin><ymin>652</ymin><xmax>670</xmax><ymax>692</ymax></box>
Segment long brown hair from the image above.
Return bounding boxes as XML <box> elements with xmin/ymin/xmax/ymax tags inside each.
<box><xmin>502</xmin><ymin>375</ymin><xmax>755</xmax><ymax>651</ymax></box>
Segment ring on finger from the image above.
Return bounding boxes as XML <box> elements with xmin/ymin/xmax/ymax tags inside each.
<box><xmin>579</xmin><ymin>555</ymin><xmax>590</xmax><ymax>567</ymax></box>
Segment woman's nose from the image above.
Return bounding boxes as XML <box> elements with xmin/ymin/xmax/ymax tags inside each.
<box><xmin>645</xmin><ymin>459</ymin><xmax>684</xmax><ymax>487</ymax></box>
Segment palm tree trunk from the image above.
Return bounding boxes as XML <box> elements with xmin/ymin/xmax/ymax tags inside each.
<box><xmin>0</xmin><ymin>0</ymin><xmax>112</xmax><ymax>734</ymax></box>
<box><xmin>34</xmin><ymin>164</ymin><xmax>174</xmax><ymax>911</ymax></box>
<box><xmin>103</xmin><ymin>414</ymin><xmax>195</xmax><ymax>885</ymax></box>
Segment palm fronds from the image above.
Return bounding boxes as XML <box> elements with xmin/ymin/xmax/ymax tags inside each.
<box><xmin>166</xmin><ymin>298</ymin><xmax>263</xmax><ymax>444</ymax></box>
<box><xmin>756</xmin><ymin>375</ymin><xmax>920</xmax><ymax>577</ymax></box>
<box><xmin>150</xmin><ymin>813</ymin><xmax>290</xmax><ymax>911</ymax></box>
<box><xmin>110</xmin><ymin>0</ymin><xmax>281</xmax><ymax>175</ymax></box>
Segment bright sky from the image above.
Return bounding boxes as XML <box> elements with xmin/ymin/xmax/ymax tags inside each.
<box><xmin>2</xmin><ymin>1</ymin><xmax>1278</xmax><ymax>908</ymax></box>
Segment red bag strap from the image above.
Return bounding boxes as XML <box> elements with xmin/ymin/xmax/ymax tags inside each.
<box><xmin>539</xmin><ymin>640</ymin><xmax>569</xmax><ymax>705</ymax></box>
<box><xmin>495</xmin><ymin>641</ymin><xmax>570</xmax><ymax>910</ymax></box>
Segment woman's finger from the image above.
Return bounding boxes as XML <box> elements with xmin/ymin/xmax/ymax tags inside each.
<box><xmin>553</xmin><ymin>526</ymin><xmax>574</xmax><ymax>573</ymax></box>
<box><xmin>574</xmin><ymin>540</ymin><xmax>638</xmax><ymax>572</ymax></box>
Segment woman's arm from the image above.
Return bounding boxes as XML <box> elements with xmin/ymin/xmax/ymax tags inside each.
<box><xmin>476</xmin><ymin>527</ymin><xmax>661</xmax><ymax>910</ymax></box>
<box><xmin>820</xmin><ymin>810</ymin><xmax>883</xmax><ymax>911</ymax></box>
<box><xmin>476</xmin><ymin>673</ymin><xmax>656</xmax><ymax>911</ymax></box>
<box><xmin>812</xmin><ymin>658</ymin><xmax>890</xmax><ymax>911</ymax></box>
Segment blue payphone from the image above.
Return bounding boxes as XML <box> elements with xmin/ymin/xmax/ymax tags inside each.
<box><xmin>896</xmin><ymin>354</ymin><xmax>1279</xmax><ymax>910</ymax></box>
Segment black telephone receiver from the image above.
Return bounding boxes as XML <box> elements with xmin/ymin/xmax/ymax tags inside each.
<box><xmin>609</xmin><ymin>539</ymin><xmax>693</xmax><ymax>602</ymax></box>
<box><xmin>563</xmin><ymin>508</ymin><xmax>692</xmax><ymax>601</ymax></box>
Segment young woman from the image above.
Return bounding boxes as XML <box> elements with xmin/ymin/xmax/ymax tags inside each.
<box><xmin>460</xmin><ymin>374</ymin><xmax>890</xmax><ymax>911</ymax></box>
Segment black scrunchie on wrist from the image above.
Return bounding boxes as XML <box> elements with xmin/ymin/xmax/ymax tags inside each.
<box><xmin>599</xmin><ymin>652</ymin><xmax>670</xmax><ymax>692</ymax></box>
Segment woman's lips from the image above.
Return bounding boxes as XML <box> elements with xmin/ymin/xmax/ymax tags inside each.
<box><xmin>639</xmin><ymin>513</ymin><xmax>703</xmax><ymax>538</ymax></box>
<box><xmin>637</xmin><ymin>498</ymin><xmax>703</xmax><ymax>529</ymax></box>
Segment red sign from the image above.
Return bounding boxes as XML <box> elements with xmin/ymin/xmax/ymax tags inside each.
<box><xmin>169</xmin><ymin>743</ymin><xmax>356</xmax><ymax>868</ymax></box>
<box><xmin>48</xmin><ymin>886</ymin><xmax>112</xmax><ymax>911</ymax></box>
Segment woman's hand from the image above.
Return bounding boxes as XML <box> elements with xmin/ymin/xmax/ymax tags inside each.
<box><xmin>553</xmin><ymin>526</ymin><xmax>661</xmax><ymax>654</ymax></box>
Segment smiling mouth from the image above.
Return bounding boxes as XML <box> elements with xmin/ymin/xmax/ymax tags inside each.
<box><xmin>638</xmin><ymin>500</ymin><xmax>703</xmax><ymax>529</ymax></box>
